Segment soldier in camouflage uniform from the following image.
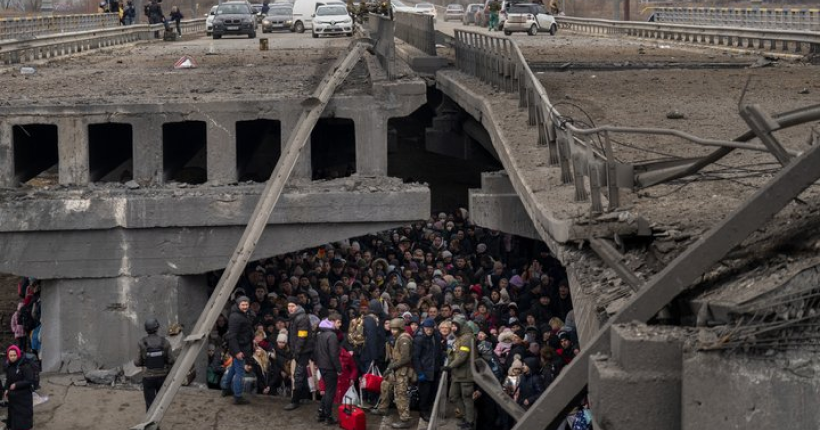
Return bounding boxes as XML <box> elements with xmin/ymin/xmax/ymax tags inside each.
<box><xmin>372</xmin><ymin>318</ymin><xmax>415</xmax><ymax>429</ymax></box>
<box><xmin>443</xmin><ymin>315</ymin><xmax>475</xmax><ymax>430</ymax></box>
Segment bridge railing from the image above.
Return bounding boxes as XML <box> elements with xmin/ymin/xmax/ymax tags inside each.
<box><xmin>0</xmin><ymin>19</ymin><xmax>206</xmax><ymax>66</ymax></box>
<box><xmin>364</xmin><ymin>13</ymin><xmax>397</xmax><ymax>78</ymax></box>
<box><xmin>0</xmin><ymin>13</ymin><xmax>122</xmax><ymax>41</ymax></box>
<box><xmin>651</xmin><ymin>7</ymin><xmax>820</xmax><ymax>32</ymax></box>
<box><xmin>394</xmin><ymin>10</ymin><xmax>436</xmax><ymax>55</ymax></box>
<box><xmin>558</xmin><ymin>16</ymin><xmax>820</xmax><ymax>57</ymax></box>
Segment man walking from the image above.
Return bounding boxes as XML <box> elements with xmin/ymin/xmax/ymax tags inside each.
<box><xmin>315</xmin><ymin>313</ymin><xmax>343</xmax><ymax>424</ymax></box>
<box><xmin>443</xmin><ymin>316</ymin><xmax>475</xmax><ymax>430</ymax></box>
<box><xmin>413</xmin><ymin>318</ymin><xmax>442</xmax><ymax>422</ymax></box>
<box><xmin>222</xmin><ymin>296</ymin><xmax>254</xmax><ymax>405</ymax></box>
<box><xmin>372</xmin><ymin>318</ymin><xmax>415</xmax><ymax>429</ymax></box>
<box><xmin>285</xmin><ymin>296</ymin><xmax>314</xmax><ymax>411</ymax></box>
<box><xmin>135</xmin><ymin>318</ymin><xmax>174</xmax><ymax>411</ymax></box>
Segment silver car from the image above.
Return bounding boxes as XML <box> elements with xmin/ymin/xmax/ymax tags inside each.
<box><xmin>262</xmin><ymin>4</ymin><xmax>293</xmax><ymax>32</ymax></box>
<box><xmin>443</xmin><ymin>4</ymin><xmax>463</xmax><ymax>21</ymax></box>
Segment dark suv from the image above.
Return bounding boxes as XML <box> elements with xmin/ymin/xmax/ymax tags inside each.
<box><xmin>212</xmin><ymin>1</ymin><xmax>257</xmax><ymax>39</ymax></box>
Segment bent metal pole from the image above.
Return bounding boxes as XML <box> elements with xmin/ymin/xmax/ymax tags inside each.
<box><xmin>132</xmin><ymin>42</ymin><xmax>367</xmax><ymax>430</ymax></box>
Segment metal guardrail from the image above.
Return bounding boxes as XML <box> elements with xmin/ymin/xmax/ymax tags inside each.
<box><xmin>395</xmin><ymin>10</ymin><xmax>436</xmax><ymax>56</ymax></box>
<box><xmin>650</xmin><ymin>7</ymin><xmax>820</xmax><ymax>32</ymax></box>
<box><xmin>0</xmin><ymin>19</ymin><xmax>206</xmax><ymax>66</ymax></box>
<box><xmin>559</xmin><ymin>16</ymin><xmax>820</xmax><ymax>57</ymax></box>
<box><xmin>0</xmin><ymin>13</ymin><xmax>122</xmax><ymax>41</ymax></box>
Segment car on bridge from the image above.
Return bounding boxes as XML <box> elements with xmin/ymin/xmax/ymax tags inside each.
<box><xmin>311</xmin><ymin>4</ymin><xmax>354</xmax><ymax>37</ymax></box>
<box><xmin>443</xmin><ymin>4</ymin><xmax>464</xmax><ymax>21</ymax></box>
<box><xmin>503</xmin><ymin>3</ymin><xmax>556</xmax><ymax>36</ymax></box>
<box><xmin>391</xmin><ymin>0</ymin><xmax>415</xmax><ymax>13</ymax></box>
<box><xmin>205</xmin><ymin>5</ymin><xmax>218</xmax><ymax>35</ymax></box>
<box><xmin>212</xmin><ymin>1</ymin><xmax>258</xmax><ymax>39</ymax></box>
<box><xmin>261</xmin><ymin>4</ymin><xmax>294</xmax><ymax>32</ymax></box>
<box><xmin>414</xmin><ymin>2</ymin><xmax>437</xmax><ymax>21</ymax></box>
<box><xmin>462</xmin><ymin>3</ymin><xmax>484</xmax><ymax>25</ymax></box>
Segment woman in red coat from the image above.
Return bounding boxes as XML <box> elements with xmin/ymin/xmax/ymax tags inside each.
<box><xmin>334</xmin><ymin>340</ymin><xmax>359</xmax><ymax>404</ymax></box>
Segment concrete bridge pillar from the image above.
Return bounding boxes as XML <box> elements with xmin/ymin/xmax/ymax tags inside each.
<box><xmin>57</xmin><ymin>117</ymin><xmax>90</xmax><ymax>186</ymax></box>
<box><xmin>353</xmin><ymin>110</ymin><xmax>388</xmax><ymax>176</ymax></box>
<box><xmin>206</xmin><ymin>113</ymin><xmax>238</xmax><ymax>185</ymax></box>
<box><xmin>40</xmin><ymin>274</ymin><xmax>208</xmax><ymax>373</ymax></box>
<box><xmin>0</xmin><ymin>120</ymin><xmax>12</xmax><ymax>188</ymax></box>
<box><xmin>282</xmin><ymin>110</ymin><xmax>312</xmax><ymax>179</ymax></box>
<box><xmin>132</xmin><ymin>116</ymin><xmax>164</xmax><ymax>186</ymax></box>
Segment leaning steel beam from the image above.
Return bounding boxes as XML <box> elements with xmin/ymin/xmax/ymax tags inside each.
<box><xmin>131</xmin><ymin>42</ymin><xmax>367</xmax><ymax>430</ymax></box>
<box><xmin>512</xmin><ymin>139</ymin><xmax>820</xmax><ymax>430</ymax></box>
<box><xmin>588</xmin><ymin>238</ymin><xmax>643</xmax><ymax>291</ymax></box>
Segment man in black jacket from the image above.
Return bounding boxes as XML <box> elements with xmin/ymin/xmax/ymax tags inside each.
<box><xmin>222</xmin><ymin>296</ymin><xmax>254</xmax><ymax>405</ymax></box>
<box><xmin>315</xmin><ymin>313</ymin><xmax>342</xmax><ymax>424</ymax></box>
<box><xmin>135</xmin><ymin>318</ymin><xmax>174</xmax><ymax>411</ymax></box>
<box><xmin>412</xmin><ymin>317</ymin><xmax>442</xmax><ymax>422</ymax></box>
<box><xmin>285</xmin><ymin>296</ymin><xmax>314</xmax><ymax>411</ymax></box>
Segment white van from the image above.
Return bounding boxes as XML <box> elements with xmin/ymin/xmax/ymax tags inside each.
<box><xmin>290</xmin><ymin>0</ymin><xmax>345</xmax><ymax>32</ymax></box>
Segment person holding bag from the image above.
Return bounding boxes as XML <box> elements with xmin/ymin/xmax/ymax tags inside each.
<box><xmin>4</xmin><ymin>345</ymin><xmax>34</xmax><ymax>430</ymax></box>
<box><xmin>315</xmin><ymin>314</ymin><xmax>343</xmax><ymax>424</ymax></box>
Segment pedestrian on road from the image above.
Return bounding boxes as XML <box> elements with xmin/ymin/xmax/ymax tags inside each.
<box><xmin>372</xmin><ymin>318</ymin><xmax>415</xmax><ymax>429</ymax></box>
<box><xmin>222</xmin><ymin>296</ymin><xmax>254</xmax><ymax>405</ymax></box>
<box><xmin>443</xmin><ymin>315</ymin><xmax>475</xmax><ymax>430</ymax></box>
<box><xmin>412</xmin><ymin>317</ymin><xmax>442</xmax><ymax>422</ymax></box>
<box><xmin>284</xmin><ymin>296</ymin><xmax>315</xmax><ymax>411</ymax></box>
<box><xmin>135</xmin><ymin>318</ymin><xmax>174</xmax><ymax>411</ymax></box>
<box><xmin>169</xmin><ymin>6</ymin><xmax>184</xmax><ymax>36</ymax></box>
<box><xmin>3</xmin><ymin>345</ymin><xmax>34</xmax><ymax>430</ymax></box>
<box><xmin>315</xmin><ymin>313</ymin><xmax>342</xmax><ymax>424</ymax></box>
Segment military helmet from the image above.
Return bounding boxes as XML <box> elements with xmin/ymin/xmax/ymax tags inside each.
<box><xmin>144</xmin><ymin>318</ymin><xmax>160</xmax><ymax>334</ymax></box>
<box><xmin>389</xmin><ymin>317</ymin><xmax>405</xmax><ymax>330</ymax></box>
<box><xmin>451</xmin><ymin>315</ymin><xmax>467</xmax><ymax>329</ymax></box>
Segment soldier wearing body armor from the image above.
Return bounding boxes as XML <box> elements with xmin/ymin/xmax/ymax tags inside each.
<box><xmin>372</xmin><ymin>318</ymin><xmax>415</xmax><ymax>429</ymax></box>
<box><xmin>442</xmin><ymin>315</ymin><xmax>475</xmax><ymax>430</ymax></box>
<box><xmin>135</xmin><ymin>318</ymin><xmax>174</xmax><ymax>411</ymax></box>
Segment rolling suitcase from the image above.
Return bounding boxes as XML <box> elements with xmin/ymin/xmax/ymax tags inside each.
<box><xmin>339</xmin><ymin>403</ymin><xmax>366</xmax><ymax>430</ymax></box>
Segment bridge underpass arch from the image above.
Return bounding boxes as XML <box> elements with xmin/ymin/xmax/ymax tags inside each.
<box><xmin>236</xmin><ymin>119</ymin><xmax>281</xmax><ymax>183</ymax></box>
<box><xmin>88</xmin><ymin>122</ymin><xmax>133</xmax><ymax>183</ymax></box>
<box><xmin>311</xmin><ymin>118</ymin><xmax>355</xmax><ymax>180</ymax></box>
<box><xmin>163</xmin><ymin>120</ymin><xmax>207</xmax><ymax>185</ymax></box>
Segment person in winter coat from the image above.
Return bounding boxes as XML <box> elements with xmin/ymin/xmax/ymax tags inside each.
<box><xmin>285</xmin><ymin>296</ymin><xmax>314</xmax><ymax>411</ymax></box>
<box><xmin>334</xmin><ymin>339</ymin><xmax>359</xmax><ymax>405</ymax></box>
<box><xmin>412</xmin><ymin>318</ymin><xmax>442</xmax><ymax>422</ymax></box>
<box><xmin>169</xmin><ymin>5</ymin><xmax>183</xmax><ymax>35</ymax></box>
<box><xmin>516</xmin><ymin>358</ymin><xmax>544</xmax><ymax>409</ymax></box>
<box><xmin>10</xmin><ymin>303</ymin><xmax>26</xmax><ymax>352</ymax></box>
<box><xmin>359</xmin><ymin>298</ymin><xmax>385</xmax><ymax>404</ymax></box>
<box><xmin>315</xmin><ymin>314</ymin><xmax>342</xmax><ymax>424</ymax></box>
<box><xmin>249</xmin><ymin>346</ymin><xmax>276</xmax><ymax>395</ymax></box>
<box><xmin>3</xmin><ymin>345</ymin><xmax>34</xmax><ymax>430</ymax></box>
<box><xmin>222</xmin><ymin>296</ymin><xmax>254</xmax><ymax>405</ymax></box>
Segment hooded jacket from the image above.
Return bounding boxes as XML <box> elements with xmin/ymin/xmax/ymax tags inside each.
<box><xmin>314</xmin><ymin>319</ymin><xmax>342</xmax><ymax>372</ymax></box>
<box><xmin>227</xmin><ymin>303</ymin><xmax>254</xmax><ymax>358</ymax></box>
<box><xmin>360</xmin><ymin>299</ymin><xmax>386</xmax><ymax>369</ymax></box>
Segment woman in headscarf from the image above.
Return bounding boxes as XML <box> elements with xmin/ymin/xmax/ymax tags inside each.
<box><xmin>4</xmin><ymin>345</ymin><xmax>34</xmax><ymax>430</ymax></box>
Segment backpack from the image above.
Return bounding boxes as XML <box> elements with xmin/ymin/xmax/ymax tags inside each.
<box><xmin>24</xmin><ymin>353</ymin><xmax>41</xmax><ymax>391</ymax></box>
<box><xmin>19</xmin><ymin>302</ymin><xmax>36</xmax><ymax>333</ymax></box>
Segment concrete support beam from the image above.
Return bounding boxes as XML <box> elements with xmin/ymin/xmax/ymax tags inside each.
<box><xmin>132</xmin><ymin>116</ymin><xmax>164</xmax><ymax>186</ymax></box>
<box><xmin>206</xmin><ymin>113</ymin><xmax>238</xmax><ymax>185</ymax></box>
<box><xmin>58</xmin><ymin>117</ymin><xmax>89</xmax><ymax>186</ymax></box>
<box><xmin>468</xmin><ymin>171</ymin><xmax>541</xmax><ymax>240</ymax></box>
<box><xmin>41</xmin><ymin>274</ymin><xmax>208</xmax><ymax>373</ymax></box>
<box><xmin>353</xmin><ymin>110</ymin><xmax>388</xmax><ymax>176</ymax></box>
<box><xmin>589</xmin><ymin>324</ymin><xmax>683</xmax><ymax>430</ymax></box>
<box><xmin>282</xmin><ymin>110</ymin><xmax>311</xmax><ymax>179</ymax></box>
<box><xmin>0</xmin><ymin>120</ymin><xmax>12</xmax><ymax>187</ymax></box>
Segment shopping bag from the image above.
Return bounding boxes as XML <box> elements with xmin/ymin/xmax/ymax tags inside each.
<box><xmin>360</xmin><ymin>362</ymin><xmax>383</xmax><ymax>393</ymax></box>
<box><xmin>343</xmin><ymin>384</ymin><xmax>362</xmax><ymax>407</ymax></box>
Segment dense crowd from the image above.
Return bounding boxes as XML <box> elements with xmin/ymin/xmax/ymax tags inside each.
<box><xmin>207</xmin><ymin>209</ymin><xmax>592</xmax><ymax>429</ymax></box>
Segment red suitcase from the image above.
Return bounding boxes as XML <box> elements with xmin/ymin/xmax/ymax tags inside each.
<box><xmin>339</xmin><ymin>404</ymin><xmax>366</xmax><ymax>430</ymax></box>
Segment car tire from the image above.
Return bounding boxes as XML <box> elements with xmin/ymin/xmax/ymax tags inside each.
<box><xmin>503</xmin><ymin>29</ymin><xmax>511</xmax><ymax>36</ymax></box>
<box><xmin>527</xmin><ymin>24</ymin><xmax>537</xmax><ymax>36</ymax></box>
<box><xmin>248</xmin><ymin>31</ymin><xmax>256</xmax><ymax>38</ymax></box>
<box><xmin>346</xmin><ymin>32</ymin><xmax>353</xmax><ymax>37</ymax></box>
<box><xmin>213</xmin><ymin>34</ymin><xmax>221</xmax><ymax>39</ymax></box>
<box><xmin>549</xmin><ymin>24</ymin><xmax>557</xmax><ymax>35</ymax></box>
<box><xmin>294</xmin><ymin>21</ymin><xmax>305</xmax><ymax>33</ymax></box>
<box><xmin>312</xmin><ymin>31</ymin><xmax>318</xmax><ymax>38</ymax></box>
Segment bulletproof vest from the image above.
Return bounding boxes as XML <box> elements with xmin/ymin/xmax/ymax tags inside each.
<box><xmin>391</xmin><ymin>333</ymin><xmax>412</xmax><ymax>367</ymax></box>
<box><xmin>144</xmin><ymin>336</ymin><xmax>166</xmax><ymax>370</ymax></box>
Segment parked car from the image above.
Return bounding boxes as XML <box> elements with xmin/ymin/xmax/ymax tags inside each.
<box><xmin>443</xmin><ymin>4</ymin><xmax>464</xmax><ymax>21</ymax></box>
<box><xmin>205</xmin><ymin>5</ymin><xmax>218</xmax><ymax>35</ymax></box>
<box><xmin>391</xmin><ymin>0</ymin><xmax>415</xmax><ymax>13</ymax></box>
<box><xmin>312</xmin><ymin>4</ymin><xmax>354</xmax><ymax>37</ymax></box>
<box><xmin>503</xmin><ymin>3</ymin><xmax>556</xmax><ymax>35</ymax></box>
<box><xmin>291</xmin><ymin>0</ymin><xmax>345</xmax><ymax>32</ymax></box>
<box><xmin>462</xmin><ymin>3</ymin><xmax>483</xmax><ymax>25</ymax></box>
<box><xmin>212</xmin><ymin>1</ymin><xmax>258</xmax><ymax>39</ymax></box>
<box><xmin>414</xmin><ymin>2</ymin><xmax>436</xmax><ymax>21</ymax></box>
<box><xmin>261</xmin><ymin>4</ymin><xmax>294</xmax><ymax>31</ymax></box>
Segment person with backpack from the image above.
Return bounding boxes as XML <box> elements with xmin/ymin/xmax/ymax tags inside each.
<box><xmin>3</xmin><ymin>345</ymin><xmax>34</xmax><ymax>430</ymax></box>
<box><xmin>135</xmin><ymin>318</ymin><xmax>174</xmax><ymax>411</ymax></box>
<box><xmin>284</xmin><ymin>295</ymin><xmax>314</xmax><ymax>411</ymax></box>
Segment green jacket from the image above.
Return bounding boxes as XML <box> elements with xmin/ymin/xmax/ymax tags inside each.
<box><xmin>448</xmin><ymin>333</ymin><xmax>474</xmax><ymax>382</ymax></box>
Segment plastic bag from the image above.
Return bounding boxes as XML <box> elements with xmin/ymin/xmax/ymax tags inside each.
<box><xmin>343</xmin><ymin>384</ymin><xmax>361</xmax><ymax>407</ymax></box>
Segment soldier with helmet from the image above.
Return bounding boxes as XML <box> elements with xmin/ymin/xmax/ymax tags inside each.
<box><xmin>135</xmin><ymin>317</ymin><xmax>174</xmax><ymax>411</ymax></box>
<box><xmin>442</xmin><ymin>315</ymin><xmax>475</xmax><ymax>430</ymax></box>
<box><xmin>372</xmin><ymin>318</ymin><xmax>415</xmax><ymax>429</ymax></box>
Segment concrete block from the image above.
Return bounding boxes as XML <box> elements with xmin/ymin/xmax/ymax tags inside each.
<box><xmin>122</xmin><ymin>361</ymin><xmax>144</xmax><ymax>384</ymax></box>
<box><xmin>57</xmin><ymin>117</ymin><xmax>89</xmax><ymax>186</ymax></box>
<box><xmin>590</xmin><ymin>353</ymin><xmax>681</xmax><ymax>430</ymax></box>
<box><xmin>0</xmin><ymin>120</ymin><xmax>13</xmax><ymax>188</ymax></box>
<box><xmin>480</xmin><ymin>171</ymin><xmax>515</xmax><ymax>194</ymax></box>
<box><xmin>610</xmin><ymin>323</ymin><xmax>683</xmax><ymax>373</ymax></box>
<box><xmin>84</xmin><ymin>367</ymin><xmax>122</xmax><ymax>385</ymax></box>
<box><xmin>682</xmin><ymin>352</ymin><xmax>820</xmax><ymax>430</ymax></box>
<box><xmin>468</xmin><ymin>190</ymin><xmax>540</xmax><ymax>240</ymax></box>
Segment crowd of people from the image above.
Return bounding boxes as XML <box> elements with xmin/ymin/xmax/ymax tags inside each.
<box><xmin>207</xmin><ymin>209</ymin><xmax>592</xmax><ymax>429</ymax></box>
<box><xmin>3</xmin><ymin>278</ymin><xmax>42</xmax><ymax>429</ymax></box>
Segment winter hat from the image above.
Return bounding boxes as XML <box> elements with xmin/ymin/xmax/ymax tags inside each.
<box><xmin>476</xmin><ymin>243</ymin><xmax>487</xmax><ymax>253</ymax></box>
<box><xmin>499</xmin><ymin>288</ymin><xmax>510</xmax><ymax>303</ymax></box>
<box><xmin>510</xmin><ymin>275</ymin><xmax>525</xmax><ymax>289</ymax></box>
<box><xmin>236</xmin><ymin>296</ymin><xmax>251</xmax><ymax>304</ymax></box>
<box><xmin>6</xmin><ymin>345</ymin><xmax>21</xmax><ymax>360</ymax></box>
<box><xmin>276</xmin><ymin>333</ymin><xmax>288</xmax><ymax>343</ymax></box>
<box><xmin>406</xmin><ymin>281</ymin><xmax>417</xmax><ymax>292</ymax></box>
<box><xmin>287</xmin><ymin>296</ymin><xmax>299</xmax><ymax>305</ymax></box>
<box><xmin>469</xmin><ymin>284</ymin><xmax>482</xmax><ymax>297</ymax></box>
<box><xmin>319</xmin><ymin>318</ymin><xmax>335</xmax><ymax>330</ymax></box>
<box><xmin>433</xmin><ymin>269</ymin><xmax>444</xmax><ymax>278</ymax></box>
<box><xmin>523</xmin><ymin>357</ymin><xmax>540</xmax><ymax>373</ymax></box>
<box><xmin>509</xmin><ymin>358</ymin><xmax>523</xmax><ymax>374</ymax></box>
<box><xmin>442</xmin><ymin>250</ymin><xmax>453</xmax><ymax>259</ymax></box>
<box><xmin>422</xmin><ymin>318</ymin><xmax>436</xmax><ymax>328</ymax></box>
